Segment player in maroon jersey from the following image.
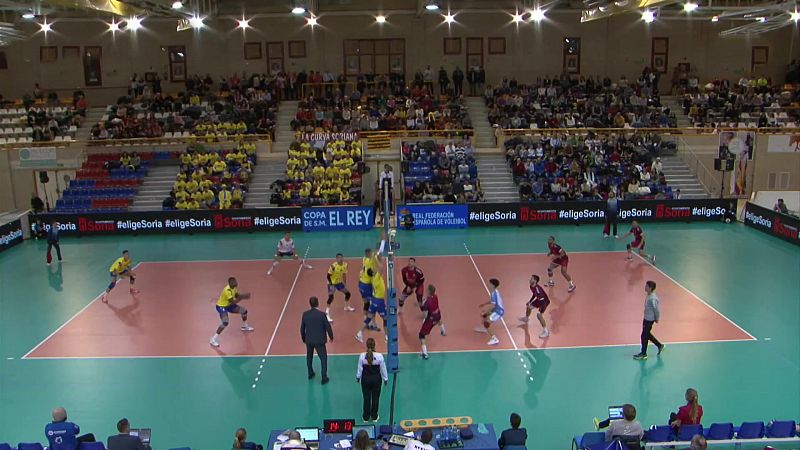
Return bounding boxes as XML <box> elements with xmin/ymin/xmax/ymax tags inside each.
<box><xmin>618</xmin><ymin>220</ymin><xmax>656</xmax><ymax>264</ymax></box>
<box><xmin>400</xmin><ymin>257</ymin><xmax>425</xmax><ymax>308</ymax></box>
<box><xmin>519</xmin><ymin>275</ymin><xmax>550</xmax><ymax>338</ymax></box>
<box><xmin>546</xmin><ymin>236</ymin><xmax>576</xmax><ymax>292</ymax></box>
<box><xmin>418</xmin><ymin>284</ymin><xmax>446</xmax><ymax>359</ymax></box>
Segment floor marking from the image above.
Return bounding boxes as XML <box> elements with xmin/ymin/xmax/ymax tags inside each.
<box><xmin>463</xmin><ymin>244</ymin><xmax>522</xmax><ymax>366</ymax></box>
<box><xmin>633</xmin><ymin>253</ymin><xmax>757</xmax><ymax>341</ymax></box>
<box><xmin>19</xmin><ymin>338</ymin><xmax>757</xmax><ymax>360</ymax></box>
<box><xmin>252</xmin><ymin>245</ymin><xmax>309</xmax><ymax>389</ymax></box>
<box><xmin>21</xmin><ymin>263</ymin><xmax>143</xmax><ymax>360</ymax></box>
<box><xmin>764</xmin><ymin>337</ymin><xmax>772</xmax><ymax>341</ymax></box>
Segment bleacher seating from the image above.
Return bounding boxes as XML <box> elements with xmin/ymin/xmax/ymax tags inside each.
<box><xmin>0</xmin><ymin>106</ymin><xmax>80</xmax><ymax>144</ymax></box>
<box><xmin>679</xmin><ymin>80</ymin><xmax>800</xmax><ymax>128</ymax></box>
<box><xmin>51</xmin><ymin>152</ymin><xmax>177</xmax><ymax>213</ymax></box>
<box><xmin>402</xmin><ymin>140</ymin><xmax>483</xmax><ymax>203</ymax></box>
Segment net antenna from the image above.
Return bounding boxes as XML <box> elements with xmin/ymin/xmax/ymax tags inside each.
<box><xmin>382</xmin><ymin>176</ymin><xmax>400</xmax><ymax>426</ymax></box>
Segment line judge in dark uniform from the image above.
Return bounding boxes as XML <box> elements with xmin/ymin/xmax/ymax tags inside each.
<box><xmin>301</xmin><ymin>296</ymin><xmax>333</xmax><ymax>384</ymax></box>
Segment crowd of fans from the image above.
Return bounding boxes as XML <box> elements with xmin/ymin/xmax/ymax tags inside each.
<box><xmin>486</xmin><ymin>70</ymin><xmax>675</xmax><ymax>130</ymax></box>
<box><xmin>402</xmin><ymin>139</ymin><xmax>484</xmax><ymax>203</ymax></box>
<box><xmin>679</xmin><ymin>76</ymin><xmax>799</xmax><ymax>128</ymax></box>
<box><xmin>504</xmin><ymin>131</ymin><xmax>676</xmax><ymax>202</ymax></box>
<box><xmin>162</xmin><ymin>143</ymin><xmax>255</xmax><ymax>210</ymax></box>
<box><xmin>271</xmin><ymin>139</ymin><xmax>363</xmax><ymax>206</ymax></box>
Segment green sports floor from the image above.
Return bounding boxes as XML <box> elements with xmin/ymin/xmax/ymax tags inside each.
<box><xmin>1</xmin><ymin>222</ymin><xmax>798</xmax><ymax>450</ymax></box>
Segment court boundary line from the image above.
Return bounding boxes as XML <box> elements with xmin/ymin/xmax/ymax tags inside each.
<box><xmin>19</xmin><ymin>337</ymin><xmax>757</xmax><ymax>360</ymax></box>
<box><xmin>463</xmin><ymin>243</ymin><xmax>519</xmax><ymax>351</ymax></box>
<box><xmin>21</xmin><ymin>262</ymin><xmax>143</xmax><ymax>360</ymax></box>
<box><xmin>633</xmin><ymin>254</ymin><xmax>758</xmax><ymax>341</ymax></box>
<box><xmin>263</xmin><ymin>246</ymin><xmax>310</xmax><ymax>357</ymax></box>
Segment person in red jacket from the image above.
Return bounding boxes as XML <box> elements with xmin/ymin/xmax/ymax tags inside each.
<box><xmin>670</xmin><ymin>388</ymin><xmax>703</xmax><ymax>432</ymax></box>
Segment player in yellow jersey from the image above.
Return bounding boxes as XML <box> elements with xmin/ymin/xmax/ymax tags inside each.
<box><xmin>358</xmin><ymin>232</ymin><xmax>388</xmax><ymax>316</ymax></box>
<box><xmin>209</xmin><ymin>277</ymin><xmax>253</xmax><ymax>347</ymax></box>
<box><xmin>356</xmin><ymin>268</ymin><xmax>388</xmax><ymax>343</ymax></box>
<box><xmin>101</xmin><ymin>250</ymin><xmax>138</xmax><ymax>303</ymax></box>
<box><xmin>325</xmin><ymin>253</ymin><xmax>355</xmax><ymax>322</ymax></box>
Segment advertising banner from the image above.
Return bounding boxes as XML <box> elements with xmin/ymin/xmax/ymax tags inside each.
<box><xmin>0</xmin><ymin>219</ymin><xmax>24</xmax><ymax>253</ymax></box>
<box><xmin>467</xmin><ymin>203</ymin><xmax>520</xmax><ymax>226</ymax></box>
<box><xmin>18</xmin><ymin>147</ymin><xmax>57</xmax><ymax>169</ymax></box>
<box><xmin>519</xmin><ymin>202</ymin><xmax>606</xmax><ymax>225</ymax></box>
<box><xmin>302</xmin><ymin>206</ymin><xmax>374</xmax><ymax>232</ymax></box>
<box><xmin>743</xmin><ymin>202</ymin><xmax>800</xmax><ymax>246</ymax></box>
<box><xmin>618</xmin><ymin>199</ymin><xmax>732</xmax><ymax>222</ymax></box>
<box><xmin>767</xmin><ymin>134</ymin><xmax>800</xmax><ymax>153</ymax></box>
<box><xmin>31</xmin><ymin>208</ymin><xmax>303</xmax><ymax>236</ymax></box>
<box><xmin>396</xmin><ymin>204</ymin><xmax>468</xmax><ymax>230</ymax></box>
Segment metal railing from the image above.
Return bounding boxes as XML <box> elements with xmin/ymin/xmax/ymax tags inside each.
<box><xmin>675</xmin><ymin>135</ymin><xmax>723</xmax><ymax>197</ymax></box>
<box><xmin>0</xmin><ymin>134</ymin><xmax>273</xmax><ymax>151</ymax></box>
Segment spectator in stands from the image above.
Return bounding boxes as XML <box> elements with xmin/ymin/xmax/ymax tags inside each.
<box><xmin>689</xmin><ymin>435</ymin><xmax>707</xmax><ymax>450</ymax></box>
<box><xmin>594</xmin><ymin>404</ymin><xmax>644</xmax><ymax>443</ymax></box>
<box><xmin>403</xmin><ymin>430</ymin><xmax>435</xmax><ymax>450</ymax></box>
<box><xmin>45</xmin><ymin>406</ymin><xmax>96</xmax><ymax>450</ymax></box>
<box><xmin>774</xmin><ymin>198</ymin><xmax>789</xmax><ymax>214</ymax></box>
<box><xmin>281</xmin><ymin>431</ymin><xmax>309</xmax><ymax>450</ymax></box>
<box><xmin>669</xmin><ymin>388</ymin><xmax>703</xmax><ymax>432</ymax></box>
<box><xmin>107</xmin><ymin>418</ymin><xmax>147</xmax><ymax>450</ymax></box>
<box><xmin>498</xmin><ymin>413</ymin><xmax>527</xmax><ymax>449</ymax></box>
<box><xmin>232</xmin><ymin>427</ymin><xmax>262</xmax><ymax>450</ymax></box>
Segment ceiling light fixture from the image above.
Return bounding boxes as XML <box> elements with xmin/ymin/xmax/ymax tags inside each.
<box><xmin>189</xmin><ymin>16</ymin><xmax>204</xmax><ymax>28</ymax></box>
<box><xmin>711</xmin><ymin>15</ymin><xmax>719</xmax><ymax>22</ymax></box>
<box><xmin>443</xmin><ymin>12</ymin><xmax>455</xmax><ymax>23</ymax></box>
<box><xmin>236</xmin><ymin>18</ymin><xmax>250</xmax><ymax>29</ymax></box>
<box><xmin>22</xmin><ymin>12</ymin><xmax>35</xmax><ymax>19</ymax></box>
<box><xmin>171</xmin><ymin>1</ymin><xmax>182</xmax><ymax>9</ymax></box>
<box><xmin>292</xmin><ymin>6</ymin><xmax>306</xmax><ymax>14</ymax></box>
<box><xmin>791</xmin><ymin>10</ymin><xmax>800</xmax><ymax>21</ymax></box>
<box><xmin>40</xmin><ymin>20</ymin><xmax>51</xmax><ymax>32</ymax></box>
<box><xmin>108</xmin><ymin>19</ymin><xmax>120</xmax><ymax>31</ymax></box>
<box><xmin>683</xmin><ymin>2</ymin><xmax>698</xmax><ymax>12</ymax></box>
<box><xmin>376</xmin><ymin>15</ymin><xmax>386</xmax><ymax>23</ymax></box>
<box><xmin>529</xmin><ymin>8</ymin><xmax>546</xmax><ymax>22</ymax></box>
<box><xmin>642</xmin><ymin>10</ymin><xmax>655</xmax><ymax>23</ymax></box>
<box><xmin>512</xmin><ymin>11</ymin><xmax>525</xmax><ymax>23</ymax></box>
<box><xmin>127</xmin><ymin>16</ymin><xmax>142</xmax><ymax>31</ymax></box>
<box><xmin>425</xmin><ymin>2</ymin><xmax>440</xmax><ymax>11</ymax></box>
<box><xmin>307</xmin><ymin>16</ymin><xmax>317</xmax><ymax>26</ymax></box>
<box><xmin>755</xmin><ymin>16</ymin><xmax>765</xmax><ymax>22</ymax></box>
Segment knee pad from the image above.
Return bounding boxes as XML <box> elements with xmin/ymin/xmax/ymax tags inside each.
<box><xmin>129</xmin><ymin>276</ymin><xmax>135</xmax><ymax>284</ymax></box>
<box><xmin>363</xmin><ymin>317</ymin><xmax>372</xmax><ymax>326</ymax></box>
<box><xmin>344</xmin><ymin>292</ymin><xmax>351</xmax><ymax>301</ymax></box>
<box><xmin>221</xmin><ymin>317</ymin><xmax>230</xmax><ymax>327</ymax></box>
<box><xmin>626</xmin><ymin>244</ymin><xmax>631</xmax><ymax>250</ymax></box>
<box><xmin>239</xmin><ymin>306</ymin><xmax>248</xmax><ymax>316</ymax></box>
<box><xmin>547</xmin><ymin>269</ymin><xmax>553</xmax><ymax>276</ymax></box>
<box><xmin>327</xmin><ymin>294</ymin><xmax>334</xmax><ymax>305</ymax></box>
<box><xmin>363</xmin><ymin>301</ymin><xmax>370</xmax><ymax>312</ymax></box>
<box><xmin>107</xmin><ymin>281</ymin><xmax>116</xmax><ymax>290</ymax></box>
<box><xmin>418</xmin><ymin>333</ymin><xmax>425</xmax><ymax>340</ymax></box>
<box><xmin>482</xmin><ymin>321</ymin><xmax>490</xmax><ymax>328</ymax></box>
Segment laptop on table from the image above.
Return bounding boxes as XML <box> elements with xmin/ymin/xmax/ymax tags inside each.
<box><xmin>129</xmin><ymin>428</ymin><xmax>151</xmax><ymax>444</ymax></box>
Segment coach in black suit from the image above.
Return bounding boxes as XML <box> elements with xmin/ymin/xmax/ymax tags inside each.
<box><xmin>301</xmin><ymin>296</ymin><xmax>334</xmax><ymax>384</ymax></box>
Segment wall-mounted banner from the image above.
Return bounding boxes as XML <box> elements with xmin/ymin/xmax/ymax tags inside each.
<box><xmin>396</xmin><ymin>204</ymin><xmax>468</xmax><ymax>230</ymax></box>
<box><xmin>0</xmin><ymin>219</ymin><xmax>24</xmax><ymax>253</ymax></box>
<box><xmin>302</xmin><ymin>206</ymin><xmax>374</xmax><ymax>232</ymax></box>
<box><xmin>743</xmin><ymin>202</ymin><xmax>800</xmax><ymax>246</ymax></box>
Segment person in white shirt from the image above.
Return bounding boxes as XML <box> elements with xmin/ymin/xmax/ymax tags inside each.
<box><xmin>356</xmin><ymin>337</ymin><xmax>388</xmax><ymax>422</ymax></box>
<box><xmin>475</xmin><ymin>278</ymin><xmax>504</xmax><ymax>345</ymax></box>
<box><xmin>403</xmin><ymin>430</ymin><xmax>435</xmax><ymax>450</ymax></box>
<box><xmin>267</xmin><ymin>232</ymin><xmax>312</xmax><ymax>275</ymax></box>
<box><xmin>379</xmin><ymin>165</ymin><xmax>394</xmax><ymax>217</ymax></box>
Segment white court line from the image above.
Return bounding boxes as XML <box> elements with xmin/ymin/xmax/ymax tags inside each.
<box><xmin>633</xmin><ymin>253</ymin><xmax>758</xmax><ymax>341</ymax></box>
<box><xmin>263</xmin><ymin>245</ymin><xmax>309</xmax><ymax>357</ymax></box>
<box><xmin>21</xmin><ymin>262</ymin><xmax>143</xmax><ymax>359</ymax></box>
<box><xmin>463</xmin><ymin>243</ymin><xmax>519</xmax><ymax>351</ymax></box>
<box><xmin>20</xmin><ymin>337</ymin><xmax>758</xmax><ymax>360</ymax></box>
<box><xmin>139</xmin><ymin>250</ymin><xmax>626</xmax><ymax>265</ymax></box>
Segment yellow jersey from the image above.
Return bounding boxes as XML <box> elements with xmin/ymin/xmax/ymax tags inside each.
<box><xmin>359</xmin><ymin>255</ymin><xmax>377</xmax><ymax>284</ymax></box>
<box><xmin>109</xmin><ymin>257</ymin><xmax>131</xmax><ymax>274</ymax></box>
<box><xmin>371</xmin><ymin>272</ymin><xmax>386</xmax><ymax>300</ymax></box>
<box><xmin>328</xmin><ymin>262</ymin><xmax>348</xmax><ymax>285</ymax></box>
<box><xmin>216</xmin><ymin>285</ymin><xmax>238</xmax><ymax>308</ymax></box>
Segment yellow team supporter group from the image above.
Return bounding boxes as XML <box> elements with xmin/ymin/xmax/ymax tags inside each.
<box><xmin>284</xmin><ymin>139</ymin><xmax>361</xmax><ymax>206</ymax></box>
<box><xmin>172</xmin><ymin>145</ymin><xmax>253</xmax><ymax>210</ymax></box>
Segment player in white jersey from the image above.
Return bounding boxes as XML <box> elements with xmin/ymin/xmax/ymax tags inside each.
<box><xmin>267</xmin><ymin>232</ymin><xmax>312</xmax><ymax>275</ymax></box>
<box><xmin>474</xmin><ymin>278</ymin><xmax>504</xmax><ymax>346</ymax></box>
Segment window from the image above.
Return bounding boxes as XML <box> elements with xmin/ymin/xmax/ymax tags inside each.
<box><xmin>342</xmin><ymin>39</ymin><xmax>405</xmax><ymax>76</ymax></box>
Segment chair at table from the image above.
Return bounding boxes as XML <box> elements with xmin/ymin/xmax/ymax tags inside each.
<box><xmin>766</xmin><ymin>420</ymin><xmax>797</xmax><ymax>438</ymax></box>
<box><xmin>705</xmin><ymin>423</ymin><xmax>734</xmax><ymax>440</ymax></box>
<box><xmin>572</xmin><ymin>431</ymin><xmax>604</xmax><ymax>450</ymax></box>
<box><xmin>502</xmin><ymin>445</ymin><xmax>527</xmax><ymax>450</ymax></box>
<box><xmin>644</xmin><ymin>425</ymin><xmax>673</xmax><ymax>443</ymax></box>
<box><xmin>736</xmin><ymin>421</ymin><xmax>765</xmax><ymax>439</ymax></box>
<box><xmin>79</xmin><ymin>442</ymin><xmax>107</xmax><ymax>450</ymax></box>
<box><xmin>676</xmin><ymin>424</ymin><xmax>703</xmax><ymax>442</ymax></box>
<box><xmin>17</xmin><ymin>444</ymin><xmax>43</xmax><ymax>450</ymax></box>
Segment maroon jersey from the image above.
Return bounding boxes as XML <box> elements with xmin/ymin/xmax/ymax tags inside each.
<box><xmin>631</xmin><ymin>226</ymin><xmax>644</xmax><ymax>241</ymax></box>
<box><xmin>548</xmin><ymin>242</ymin><xmax>566</xmax><ymax>259</ymax></box>
<box><xmin>421</xmin><ymin>294</ymin><xmax>441</xmax><ymax>320</ymax></box>
<box><xmin>402</xmin><ymin>266</ymin><xmax>425</xmax><ymax>287</ymax></box>
<box><xmin>530</xmin><ymin>283</ymin><xmax>549</xmax><ymax>302</ymax></box>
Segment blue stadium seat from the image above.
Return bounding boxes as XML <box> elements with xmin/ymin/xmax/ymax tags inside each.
<box><xmin>645</xmin><ymin>426</ymin><xmax>673</xmax><ymax>443</ymax></box>
<box><xmin>573</xmin><ymin>431</ymin><xmax>604</xmax><ymax>450</ymax></box>
<box><xmin>0</xmin><ymin>443</ymin><xmax>13</xmax><ymax>450</ymax></box>
<box><xmin>705</xmin><ymin>423</ymin><xmax>734</xmax><ymax>440</ymax></box>
<box><xmin>677</xmin><ymin>424</ymin><xmax>703</xmax><ymax>441</ymax></box>
<box><xmin>18</xmin><ymin>443</ymin><xmax>43</xmax><ymax>450</ymax></box>
<box><xmin>79</xmin><ymin>443</ymin><xmax>106</xmax><ymax>450</ymax></box>
<box><xmin>766</xmin><ymin>420</ymin><xmax>796</xmax><ymax>438</ymax></box>
<box><xmin>737</xmin><ymin>422</ymin><xmax>765</xmax><ymax>439</ymax></box>
<box><xmin>168</xmin><ymin>447</ymin><xmax>192</xmax><ymax>450</ymax></box>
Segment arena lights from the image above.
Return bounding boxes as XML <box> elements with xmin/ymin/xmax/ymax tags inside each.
<box><xmin>511</xmin><ymin>11</ymin><xmax>525</xmax><ymax>23</ymax></box>
<box><xmin>22</xmin><ymin>11</ymin><xmax>35</xmax><ymax>19</ymax></box>
<box><xmin>39</xmin><ymin>20</ymin><xmax>51</xmax><ymax>32</ymax></box>
<box><xmin>443</xmin><ymin>12</ymin><xmax>456</xmax><ymax>24</ymax></box>
<box><xmin>127</xmin><ymin>16</ymin><xmax>142</xmax><ymax>31</ymax></box>
<box><xmin>792</xmin><ymin>10</ymin><xmax>800</xmax><ymax>21</ymax></box>
<box><xmin>529</xmin><ymin>8</ymin><xmax>546</xmax><ymax>22</ymax></box>
<box><xmin>236</xmin><ymin>18</ymin><xmax>250</xmax><ymax>29</ymax></box>
<box><xmin>292</xmin><ymin>6</ymin><xmax>306</xmax><ymax>14</ymax></box>
<box><xmin>711</xmin><ymin>15</ymin><xmax>719</xmax><ymax>22</ymax></box>
<box><xmin>171</xmin><ymin>1</ymin><xmax>182</xmax><ymax>9</ymax></box>
<box><xmin>425</xmin><ymin>1</ymin><xmax>440</xmax><ymax>11</ymax></box>
<box><xmin>683</xmin><ymin>2</ymin><xmax>699</xmax><ymax>12</ymax></box>
<box><xmin>376</xmin><ymin>15</ymin><xmax>387</xmax><ymax>23</ymax></box>
<box><xmin>189</xmin><ymin>15</ymin><xmax>204</xmax><ymax>28</ymax></box>
<box><xmin>642</xmin><ymin>10</ymin><xmax>655</xmax><ymax>23</ymax></box>
<box><xmin>756</xmin><ymin>16</ymin><xmax>766</xmax><ymax>22</ymax></box>
<box><xmin>307</xmin><ymin>16</ymin><xmax>317</xmax><ymax>26</ymax></box>
<box><xmin>108</xmin><ymin>19</ymin><xmax>121</xmax><ymax>32</ymax></box>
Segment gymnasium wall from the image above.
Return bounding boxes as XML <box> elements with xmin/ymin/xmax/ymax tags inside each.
<box><xmin>0</xmin><ymin>11</ymin><xmax>797</xmax><ymax>103</ymax></box>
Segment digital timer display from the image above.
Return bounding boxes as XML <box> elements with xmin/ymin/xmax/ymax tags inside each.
<box><xmin>323</xmin><ymin>419</ymin><xmax>355</xmax><ymax>434</ymax></box>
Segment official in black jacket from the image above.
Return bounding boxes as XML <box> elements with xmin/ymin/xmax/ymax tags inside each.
<box><xmin>301</xmin><ymin>296</ymin><xmax>334</xmax><ymax>384</ymax></box>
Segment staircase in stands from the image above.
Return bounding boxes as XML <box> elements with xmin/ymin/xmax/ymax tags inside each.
<box><xmin>76</xmin><ymin>107</ymin><xmax>106</xmax><ymax>141</ymax></box>
<box><xmin>474</xmin><ymin>153</ymin><xmax>519</xmax><ymax>202</ymax></box>
<box><xmin>659</xmin><ymin>156</ymin><xmax>709</xmax><ymax>199</ymax></box>
<box><xmin>272</xmin><ymin>100</ymin><xmax>299</xmax><ymax>155</ymax></box>
<box><xmin>129</xmin><ymin>164</ymin><xmax>180</xmax><ymax>211</ymax></box>
<box><xmin>243</xmin><ymin>160</ymin><xmax>288</xmax><ymax>208</ymax></box>
<box><xmin>463</xmin><ymin>97</ymin><xmax>497</xmax><ymax>149</ymax></box>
